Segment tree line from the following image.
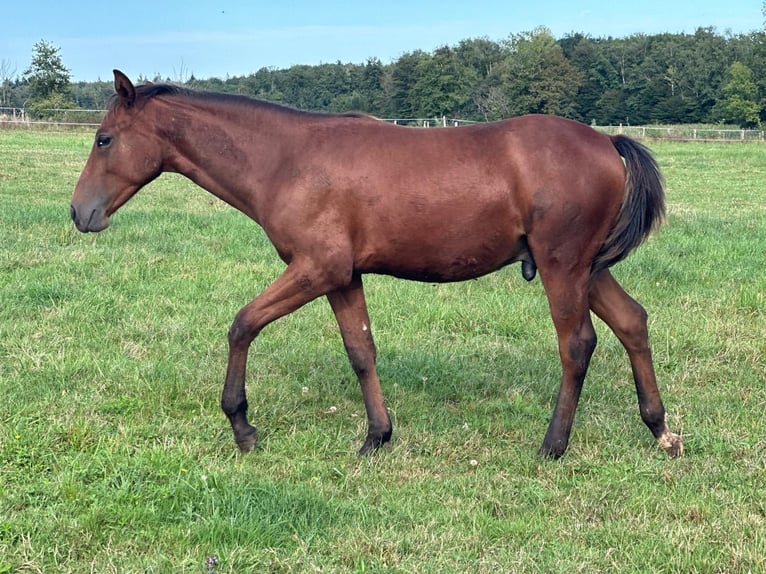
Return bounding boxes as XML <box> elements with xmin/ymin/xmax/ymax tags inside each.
<box><xmin>4</xmin><ymin>26</ymin><xmax>766</xmax><ymax>128</ymax></box>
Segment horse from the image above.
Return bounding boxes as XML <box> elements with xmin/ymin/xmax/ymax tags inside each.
<box><xmin>70</xmin><ymin>70</ymin><xmax>683</xmax><ymax>459</ymax></box>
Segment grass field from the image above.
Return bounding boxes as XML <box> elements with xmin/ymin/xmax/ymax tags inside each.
<box><xmin>1</xmin><ymin>129</ymin><xmax>764</xmax><ymax>573</ymax></box>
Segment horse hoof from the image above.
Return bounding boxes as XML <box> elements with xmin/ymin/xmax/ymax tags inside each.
<box><xmin>538</xmin><ymin>439</ymin><xmax>567</xmax><ymax>459</ymax></box>
<box><xmin>357</xmin><ymin>441</ymin><xmax>378</xmax><ymax>456</ymax></box>
<box><xmin>357</xmin><ymin>429</ymin><xmax>392</xmax><ymax>456</ymax></box>
<box><xmin>236</xmin><ymin>427</ymin><xmax>259</xmax><ymax>453</ymax></box>
<box><xmin>658</xmin><ymin>431</ymin><xmax>683</xmax><ymax>458</ymax></box>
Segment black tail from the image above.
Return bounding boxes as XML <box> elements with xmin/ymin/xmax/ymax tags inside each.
<box><xmin>592</xmin><ymin>135</ymin><xmax>666</xmax><ymax>274</ymax></box>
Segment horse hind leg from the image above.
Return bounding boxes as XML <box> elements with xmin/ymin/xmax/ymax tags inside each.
<box><xmin>589</xmin><ymin>269</ymin><xmax>683</xmax><ymax>457</ymax></box>
<box><xmin>537</xmin><ymin>268</ymin><xmax>598</xmax><ymax>458</ymax></box>
<box><xmin>326</xmin><ymin>274</ymin><xmax>392</xmax><ymax>455</ymax></box>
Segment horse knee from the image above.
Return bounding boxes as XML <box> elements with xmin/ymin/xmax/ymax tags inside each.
<box><xmin>228</xmin><ymin>313</ymin><xmax>259</xmax><ymax>347</ymax></box>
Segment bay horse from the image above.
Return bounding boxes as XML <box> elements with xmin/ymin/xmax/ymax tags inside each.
<box><xmin>70</xmin><ymin>70</ymin><xmax>683</xmax><ymax>459</ymax></box>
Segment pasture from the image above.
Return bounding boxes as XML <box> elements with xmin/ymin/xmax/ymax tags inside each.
<box><xmin>0</xmin><ymin>129</ymin><xmax>764</xmax><ymax>572</ymax></box>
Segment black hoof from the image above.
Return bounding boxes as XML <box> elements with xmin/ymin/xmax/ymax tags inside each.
<box><xmin>357</xmin><ymin>429</ymin><xmax>392</xmax><ymax>456</ymax></box>
<box><xmin>538</xmin><ymin>440</ymin><xmax>567</xmax><ymax>459</ymax></box>
<box><xmin>235</xmin><ymin>426</ymin><xmax>259</xmax><ymax>453</ymax></box>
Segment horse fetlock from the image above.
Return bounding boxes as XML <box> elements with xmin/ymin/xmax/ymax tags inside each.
<box><xmin>221</xmin><ymin>394</ymin><xmax>248</xmax><ymax>418</ymax></box>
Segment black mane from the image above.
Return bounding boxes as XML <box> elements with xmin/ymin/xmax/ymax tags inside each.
<box><xmin>107</xmin><ymin>82</ymin><xmax>189</xmax><ymax>111</ymax></box>
<box><xmin>138</xmin><ymin>83</ymin><xmax>187</xmax><ymax>99</ymax></box>
<box><xmin>108</xmin><ymin>81</ymin><xmax>374</xmax><ymax>120</ymax></box>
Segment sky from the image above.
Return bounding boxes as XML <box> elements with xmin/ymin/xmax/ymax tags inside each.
<box><xmin>2</xmin><ymin>1</ymin><xmax>762</xmax><ymax>82</ymax></box>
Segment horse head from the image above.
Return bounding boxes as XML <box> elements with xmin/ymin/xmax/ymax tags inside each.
<box><xmin>70</xmin><ymin>70</ymin><xmax>164</xmax><ymax>232</ymax></box>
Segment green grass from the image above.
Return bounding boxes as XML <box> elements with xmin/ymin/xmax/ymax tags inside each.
<box><xmin>1</xmin><ymin>130</ymin><xmax>765</xmax><ymax>573</ymax></box>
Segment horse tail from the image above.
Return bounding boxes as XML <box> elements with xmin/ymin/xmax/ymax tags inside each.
<box><xmin>592</xmin><ymin>135</ymin><xmax>666</xmax><ymax>274</ymax></box>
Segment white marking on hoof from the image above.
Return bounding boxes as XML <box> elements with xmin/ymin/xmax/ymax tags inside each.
<box><xmin>658</xmin><ymin>430</ymin><xmax>684</xmax><ymax>458</ymax></box>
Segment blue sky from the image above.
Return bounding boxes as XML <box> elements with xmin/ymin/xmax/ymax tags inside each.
<box><xmin>2</xmin><ymin>1</ymin><xmax>762</xmax><ymax>82</ymax></box>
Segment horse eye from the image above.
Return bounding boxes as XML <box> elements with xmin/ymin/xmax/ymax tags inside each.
<box><xmin>96</xmin><ymin>134</ymin><xmax>113</xmax><ymax>148</ymax></box>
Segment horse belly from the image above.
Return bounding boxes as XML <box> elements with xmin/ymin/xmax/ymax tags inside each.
<box><xmin>360</xmin><ymin>220</ymin><xmax>525</xmax><ymax>283</ymax></box>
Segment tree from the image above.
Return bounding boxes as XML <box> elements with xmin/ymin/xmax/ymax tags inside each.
<box><xmin>0</xmin><ymin>59</ymin><xmax>16</xmax><ymax>106</ymax></box>
<box><xmin>711</xmin><ymin>61</ymin><xmax>761</xmax><ymax>127</ymax></box>
<box><xmin>23</xmin><ymin>40</ymin><xmax>72</xmax><ymax>103</ymax></box>
<box><xmin>454</xmin><ymin>37</ymin><xmax>505</xmax><ymax>80</ymax></box>
<box><xmin>388</xmin><ymin>50</ymin><xmax>430</xmax><ymax>119</ymax></box>
<box><xmin>476</xmin><ymin>28</ymin><xmax>582</xmax><ymax>120</ymax></box>
<box><xmin>407</xmin><ymin>46</ymin><xmax>478</xmax><ymax>118</ymax></box>
<box><xmin>679</xmin><ymin>28</ymin><xmax>730</xmax><ymax>122</ymax></box>
<box><xmin>359</xmin><ymin>58</ymin><xmax>386</xmax><ymax>114</ymax></box>
<box><xmin>560</xmin><ymin>34</ymin><xmax>621</xmax><ymax>123</ymax></box>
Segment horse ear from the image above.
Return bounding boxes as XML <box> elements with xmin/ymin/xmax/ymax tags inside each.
<box><xmin>113</xmin><ymin>69</ymin><xmax>136</xmax><ymax>108</ymax></box>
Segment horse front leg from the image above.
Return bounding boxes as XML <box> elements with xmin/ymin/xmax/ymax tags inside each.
<box><xmin>538</xmin><ymin>271</ymin><xmax>598</xmax><ymax>458</ymax></box>
<box><xmin>326</xmin><ymin>274</ymin><xmax>392</xmax><ymax>455</ymax></box>
<box><xmin>222</xmin><ymin>261</ymin><xmax>334</xmax><ymax>452</ymax></box>
<box><xmin>589</xmin><ymin>270</ymin><xmax>683</xmax><ymax>457</ymax></box>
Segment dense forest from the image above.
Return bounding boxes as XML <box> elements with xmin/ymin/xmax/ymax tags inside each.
<box><xmin>3</xmin><ymin>27</ymin><xmax>766</xmax><ymax>127</ymax></box>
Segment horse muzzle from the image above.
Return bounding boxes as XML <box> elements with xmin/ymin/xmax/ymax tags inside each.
<box><xmin>70</xmin><ymin>203</ymin><xmax>110</xmax><ymax>233</ymax></box>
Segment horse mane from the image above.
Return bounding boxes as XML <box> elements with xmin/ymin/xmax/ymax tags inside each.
<box><xmin>107</xmin><ymin>81</ymin><xmax>377</xmax><ymax>120</ymax></box>
<box><xmin>138</xmin><ymin>83</ymin><xmax>187</xmax><ymax>100</ymax></box>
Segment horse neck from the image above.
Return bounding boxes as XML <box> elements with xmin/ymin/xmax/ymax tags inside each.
<box><xmin>151</xmin><ymin>95</ymin><xmax>299</xmax><ymax>222</ymax></box>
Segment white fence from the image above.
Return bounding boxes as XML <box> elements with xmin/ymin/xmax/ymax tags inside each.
<box><xmin>596</xmin><ymin>124</ymin><xmax>766</xmax><ymax>142</ymax></box>
<box><xmin>0</xmin><ymin>107</ymin><xmax>104</xmax><ymax>128</ymax></box>
<box><xmin>384</xmin><ymin>116</ymin><xmax>480</xmax><ymax>127</ymax></box>
<box><xmin>386</xmin><ymin>118</ymin><xmax>765</xmax><ymax>141</ymax></box>
<box><xmin>1</xmin><ymin>107</ymin><xmax>764</xmax><ymax>142</ymax></box>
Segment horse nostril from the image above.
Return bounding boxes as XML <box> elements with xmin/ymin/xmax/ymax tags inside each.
<box><xmin>70</xmin><ymin>204</ymin><xmax>78</xmax><ymax>224</ymax></box>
